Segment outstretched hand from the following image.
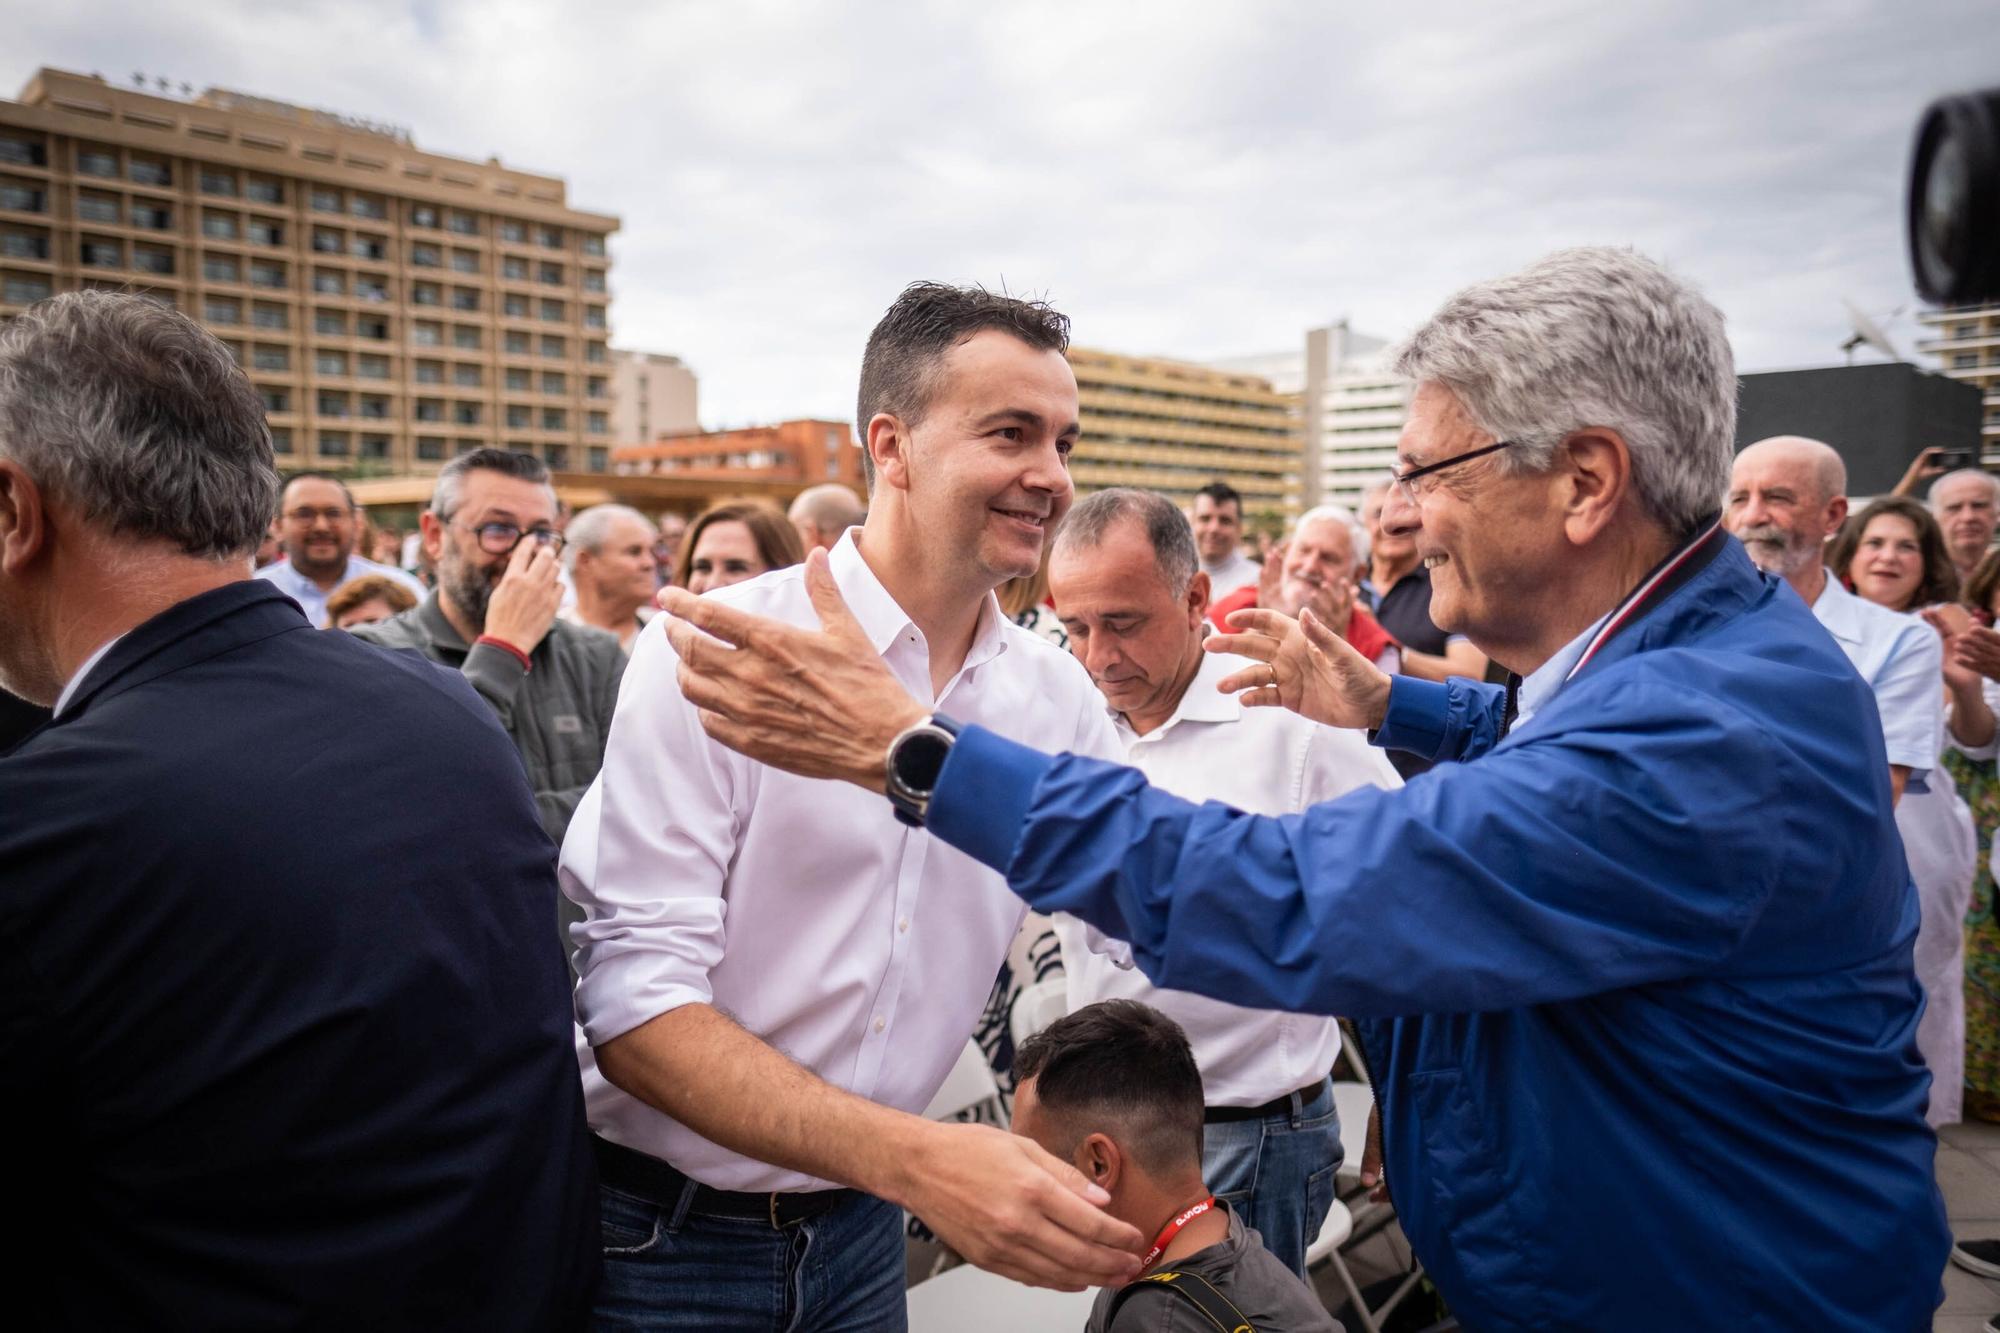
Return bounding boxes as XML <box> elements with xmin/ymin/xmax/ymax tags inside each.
<box><xmin>1206</xmin><ymin>605</ymin><xmax>1393</xmax><ymax>731</ymax></box>
<box><xmin>658</xmin><ymin>549</ymin><xmax>927</xmax><ymax>790</ymax></box>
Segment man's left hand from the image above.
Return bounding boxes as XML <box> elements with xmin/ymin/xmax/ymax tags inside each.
<box><xmin>658</xmin><ymin>550</ymin><xmax>926</xmax><ymax>790</ymax></box>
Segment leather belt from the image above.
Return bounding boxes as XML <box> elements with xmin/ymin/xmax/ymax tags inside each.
<box><xmin>1204</xmin><ymin>1078</ymin><xmax>1328</xmax><ymax>1124</ymax></box>
<box><xmin>592</xmin><ymin>1134</ymin><xmax>860</xmax><ymax>1227</ymax></box>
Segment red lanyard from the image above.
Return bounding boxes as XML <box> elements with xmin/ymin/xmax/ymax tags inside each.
<box><xmin>1139</xmin><ymin>1195</ymin><xmax>1216</xmax><ymax>1273</ymax></box>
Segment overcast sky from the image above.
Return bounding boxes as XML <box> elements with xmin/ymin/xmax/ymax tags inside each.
<box><xmin>5</xmin><ymin>0</ymin><xmax>1991</xmax><ymax>427</ymax></box>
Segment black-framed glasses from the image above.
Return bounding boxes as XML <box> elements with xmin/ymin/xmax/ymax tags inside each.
<box><xmin>457</xmin><ymin>520</ymin><xmax>565</xmax><ymax>555</ymax></box>
<box><xmin>1388</xmin><ymin>440</ymin><xmax>1515</xmax><ymax>503</ymax></box>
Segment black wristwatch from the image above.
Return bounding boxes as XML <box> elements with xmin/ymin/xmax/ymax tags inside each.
<box><xmin>885</xmin><ymin>712</ymin><xmax>963</xmax><ymax>828</ymax></box>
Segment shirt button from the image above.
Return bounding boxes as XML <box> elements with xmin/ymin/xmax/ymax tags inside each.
<box><xmin>873</xmin><ymin>1016</ymin><xmax>886</xmax><ymax>1033</ymax></box>
<box><xmin>898</xmin><ymin>917</ymin><xmax>910</xmax><ymax>933</ymax></box>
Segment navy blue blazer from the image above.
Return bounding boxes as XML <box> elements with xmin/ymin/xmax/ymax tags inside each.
<box><xmin>0</xmin><ymin>581</ymin><xmax>598</xmax><ymax>1330</ymax></box>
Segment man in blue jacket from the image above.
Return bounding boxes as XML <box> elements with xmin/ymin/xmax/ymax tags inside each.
<box><xmin>0</xmin><ymin>292</ymin><xmax>597</xmax><ymax>1329</ymax></box>
<box><xmin>656</xmin><ymin>247</ymin><xmax>1950</xmax><ymax>1329</ymax></box>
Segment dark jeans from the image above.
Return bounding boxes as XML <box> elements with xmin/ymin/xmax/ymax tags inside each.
<box><xmin>1202</xmin><ymin>1076</ymin><xmax>1342</xmax><ymax>1277</ymax></box>
<box><xmin>593</xmin><ymin>1181</ymin><xmax>906</xmax><ymax>1331</ymax></box>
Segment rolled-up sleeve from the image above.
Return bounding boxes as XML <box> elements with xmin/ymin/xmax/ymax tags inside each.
<box><xmin>560</xmin><ymin>622</ymin><xmax>738</xmax><ymax>1046</ymax></box>
<box><xmin>1874</xmin><ymin>622</ymin><xmax>1944</xmax><ymax>774</ymax></box>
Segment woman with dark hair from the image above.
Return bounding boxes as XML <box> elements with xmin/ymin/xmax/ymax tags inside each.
<box><xmin>675</xmin><ymin>500</ymin><xmax>805</xmax><ymax>595</ymax></box>
<box><xmin>1832</xmin><ymin>495</ymin><xmax>1987</xmax><ymax>1125</ymax></box>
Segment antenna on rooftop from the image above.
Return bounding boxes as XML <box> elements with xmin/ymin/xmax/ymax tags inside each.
<box><xmin>1840</xmin><ymin>299</ymin><xmax>1905</xmax><ymax>365</ymax></box>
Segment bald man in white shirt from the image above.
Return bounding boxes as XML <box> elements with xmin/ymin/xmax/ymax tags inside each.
<box><xmin>561</xmin><ymin>283</ymin><xmax>1145</xmax><ymax>1329</ymax></box>
<box><xmin>1047</xmin><ymin>487</ymin><xmax>1401</xmax><ymax>1277</ymax></box>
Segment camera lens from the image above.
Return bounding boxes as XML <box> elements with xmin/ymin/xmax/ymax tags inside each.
<box><xmin>1908</xmin><ymin>88</ymin><xmax>2000</xmax><ymax>305</ymax></box>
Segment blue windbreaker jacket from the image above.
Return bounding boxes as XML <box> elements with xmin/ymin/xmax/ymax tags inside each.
<box><xmin>927</xmin><ymin>534</ymin><xmax>1948</xmax><ymax>1332</ymax></box>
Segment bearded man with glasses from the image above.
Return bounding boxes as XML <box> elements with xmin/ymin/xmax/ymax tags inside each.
<box><xmin>355</xmin><ymin>448</ymin><xmax>624</xmax><ymax>897</ymax></box>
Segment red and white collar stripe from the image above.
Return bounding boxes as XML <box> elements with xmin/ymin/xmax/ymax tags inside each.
<box><xmin>1566</xmin><ymin>520</ymin><xmax>1724</xmax><ymax>682</ymax></box>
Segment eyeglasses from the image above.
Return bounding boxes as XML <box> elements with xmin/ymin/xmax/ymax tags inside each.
<box><xmin>1388</xmin><ymin>440</ymin><xmax>1515</xmax><ymax>503</ymax></box>
<box><xmin>282</xmin><ymin>506</ymin><xmax>354</xmax><ymax>524</ymax></box>
<box><xmin>456</xmin><ymin>520</ymin><xmax>565</xmax><ymax>555</ymax></box>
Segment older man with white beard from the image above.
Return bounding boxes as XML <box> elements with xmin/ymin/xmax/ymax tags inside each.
<box><xmin>1206</xmin><ymin>506</ymin><xmax>1401</xmax><ymax>674</ymax></box>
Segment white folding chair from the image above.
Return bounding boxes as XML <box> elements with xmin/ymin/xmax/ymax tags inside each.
<box><xmin>1009</xmin><ymin>975</ymin><xmax>1069</xmax><ymax>1052</ymax></box>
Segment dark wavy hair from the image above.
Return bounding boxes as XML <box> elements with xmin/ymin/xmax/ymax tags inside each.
<box><xmin>1828</xmin><ymin>495</ymin><xmax>1961</xmax><ymax>610</ymax></box>
<box><xmin>674</xmin><ymin>499</ymin><xmax>805</xmax><ymax>589</ymax></box>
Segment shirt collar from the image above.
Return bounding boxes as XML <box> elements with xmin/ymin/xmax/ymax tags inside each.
<box><xmin>826</xmin><ymin>529</ymin><xmax>1009</xmax><ymax>671</ymax></box>
<box><xmin>1809</xmin><ymin>574</ymin><xmax>1867</xmax><ymax>647</ymax></box>
<box><xmin>53</xmin><ymin>633</ymin><xmax>127</xmax><ymax>717</ymax></box>
<box><xmin>1514</xmin><ymin>607</ymin><xmax>1609</xmax><ymax>730</ymax></box>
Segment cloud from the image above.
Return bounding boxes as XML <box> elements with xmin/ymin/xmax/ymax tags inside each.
<box><xmin>5</xmin><ymin>0</ymin><xmax>1989</xmax><ymax>424</ymax></box>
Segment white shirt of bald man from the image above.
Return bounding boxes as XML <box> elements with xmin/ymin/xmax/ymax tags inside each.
<box><xmin>1057</xmin><ymin>646</ymin><xmax>1402</xmax><ymax>1105</ymax></box>
<box><xmin>559</xmin><ymin>531</ymin><xmax>1124</xmax><ymax>1192</ymax></box>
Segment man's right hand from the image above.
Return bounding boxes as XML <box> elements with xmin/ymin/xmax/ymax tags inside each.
<box><xmin>1206</xmin><ymin>605</ymin><xmax>1393</xmax><ymax>731</ymax></box>
<box><xmin>898</xmin><ymin>1120</ymin><xmax>1143</xmax><ymax>1290</ymax></box>
<box><xmin>1892</xmin><ymin>446</ymin><xmax>1946</xmax><ymax>499</ymax></box>
<box><xmin>481</xmin><ymin>538</ymin><xmax>563</xmax><ymax>657</ymax></box>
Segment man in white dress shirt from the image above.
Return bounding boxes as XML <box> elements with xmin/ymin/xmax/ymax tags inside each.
<box><xmin>560</xmin><ymin>283</ymin><xmax>1145</xmax><ymax>1329</ymax></box>
<box><xmin>1193</xmin><ymin>481</ymin><xmax>1262</xmax><ymax>598</ymax></box>
<box><xmin>253</xmin><ymin>473</ymin><xmax>422</xmax><ymax>627</ymax></box>
<box><xmin>1047</xmin><ymin>487</ymin><xmax>1401</xmax><ymax>1276</ymax></box>
<box><xmin>1725</xmin><ymin>437</ymin><xmax>1940</xmax><ymax>803</ymax></box>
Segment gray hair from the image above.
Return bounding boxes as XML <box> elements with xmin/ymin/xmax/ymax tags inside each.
<box><xmin>1293</xmin><ymin>503</ymin><xmax>1368</xmax><ymax>568</ymax></box>
<box><xmin>1053</xmin><ymin>488</ymin><xmax>1199</xmax><ymax>596</ymax></box>
<box><xmin>0</xmin><ymin>291</ymin><xmax>277</xmax><ymax>558</ymax></box>
<box><xmin>429</xmin><ymin>446</ymin><xmax>550</xmax><ymax>520</ymax></box>
<box><xmin>1392</xmin><ymin>246</ymin><xmax>1735</xmax><ymax>538</ymax></box>
<box><xmin>789</xmin><ymin>482</ymin><xmax>866</xmax><ymax>532</ymax></box>
<box><xmin>563</xmin><ymin>502</ymin><xmax>656</xmax><ymax>572</ymax></box>
<box><xmin>1928</xmin><ymin>468</ymin><xmax>2000</xmax><ymax>512</ymax></box>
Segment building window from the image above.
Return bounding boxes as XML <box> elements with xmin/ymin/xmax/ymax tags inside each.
<box><xmin>415</xmin><ymin>360</ymin><xmax>444</xmax><ymax>384</ymax></box>
<box><xmin>586</xmin><ymin>376</ymin><xmax>608</xmax><ymax>399</ymax></box>
<box><xmin>360</xmin><ymin>395</ymin><xmax>390</xmax><ymax>419</ymax></box>
<box><xmin>543</xmin><ymin>444</ymin><xmax>570</xmax><ymax>469</ymax></box>
<box><xmin>252</xmin><ymin>345</ymin><xmax>290</xmax><ymax>372</ymax></box>
<box><xmin>454</xmin><ymin>364</ymin><xmax>482</xmax><ymax>387</ymax></box>
<box><xmin>584</xmin><ymin>306</ymin><xmax>606</xmax><ymax>330</ymax></box>
<box><xmin>315</xmin><ymin>309</ymin><xmax>347</xmax><ymax>336</ymax></box>
<box><xmin>203</xmin><ymin>255</ymin><xmax>241</xmax><ymax>283</ymax></box>
<box><xmin>200</xmin><ymin>169</ymin><xmax>237</xmax><ymax>196</ymax></box>
<box><xmin>1957</xmin><ymin>353</ymin><xmax>1980</xmax><ymax>369</ymax></box>
<box><xmin>541</xmin><ymin>371</ymin><xmax>567</xmax><ymax>394</ymax></box>
<box><xmin>77</xmin><ymin>148</ymin><xmax>118</xmax><ymax>177</ymax></box>
<box><xmin>355</xmin><ymin>277</ymin><xmax>389</xmax><ymax>301</ymax></box>
<box><xmin>538</xmin><ymin>226</ymin><xmax>563</xmax><ymax>249</ymax></box>
<box><xmin>411</xmin><ymin>281</ymin><xmax>441</xmax><ymax>306</ymax></box>
<box><xmin>251</xmin><ymin>303</ymin><xmax>288</xmax><ymax>330</ymax></box>
<box><xmin>351</xmin><ymin>234</ymin><xmax>387</xmax><ymax>261</ymax></box>
<box><xmin>451</xmin><ymin>288</ymin><xmax>479</xmax><ymax>312</ymax></box>
<box><xmin>357</xmin><ymin>355</ymin><xmax>391</xmax><ymax>380</ymax></box>
<box><xmin>81</xmin><ymin>239</ymin><xmax>123</xmax><ymax>269</ymax></box>
<box><xmin>360</xmin><ymin>434</ymin><xmax>391</xmax><ymax>460</ymax></box>
<box><xmin>504</xmin><ymin>293</ymin><xmax>530</xmax><ymax>318</ymax></box>
<box><xmin>245</xmin><ymin>177</ymin><xmax>283</xmax><ymax>205</ymax></box>
<box><xmin>506</xmin><ymin>405</ymin><xmax>532</xmax><ymax>428</ymax></box>
<box><xmin>310</xmin><ymin>187</ymin><xmax>341</xmax><ymax>213</ymax></box>
<box><xmin>202</xmin><ymin>212</ymin><xmax>238</xmax><ymax>240</ymax></box>
<box><xmin>540</xmin><ymin>335</ymin><xmax>566</xmax><ymax>358</ymax></box>
<box><xmin>417</xmin><ymin>436</ymin><xmax>447</xmax><ymax>461</ymax></box>
<box><xmin>505</xmin><ymin>330</ymin><xmax>530</xmax><ymax>355</ymax></box>
<box><xmin>585</xmin><ymin>341</ymin><xmax>607</xmax><ymax>364</ymax></box>
<box><xmin>542</xmin><ymin>408</ymin><xmax>567</xmax><ymax>430</ymax></box>
<box><xmin>318</xmin><ymin>431</ymin><xmax>350</xmax><ymax>457</ymax></box>
<box><xmin>317</xmin><ymin>391</ymin><xmax>350</xmax><ymax>418</ymax></box>
<box><xmin>204</xmin><ymin>297</ymin><xmax>241</xmax><ymax>325</ymax></box>
<box><xmin>248</xmin><ymin>219</ymin><xmax>283</xmax><ymax>247</ymax></box>
<box><xmin>540</xmin><ymin>262</ymin><xmax>565</xmax><ymax>285</ymax></box>
<box><xmin>446</xmin><ymin>211</ymin><xmax>479</xmax><ymax>236</ymax></box>
<box><xmin>1</xmin><ymin>230</ymin><xmax>48</xmax><ymax>260</ymax></box>
<box><xmin>415</xmin><ymin>399</ymin><xmax>445</xmax><ymax>422</ymax></box>
<box><xmin>316</xmin><ymin>351</ymin><xmax>349</xmax><ymax>376</ymax></box>
<box><xmin>540</xmin><ymin>298</ymin><xmax>566</xmax><ymax>322</ymax></box>
<box><xmin>587</xmin><ymin>412</ymin><xmax>608</xmax><ymax>435</ymax></box>
<box><xmin>311</xmin><ymin>228</ymin><xmax>342</xmax><ymax>254</ymax></box>
<box><xmin>312</xmin><ymin>268</ymin><xmax>344</xmax><ymax>294</ymax></box>
<box><xmin>583</xmin><ymin>270</ymin><xmax>606</xmax><ymax>293</ymax></box>
<box><xmin>453</xmin><ymin>324</ymin><xmax>481</xmax><ymax>349</ymax></box>
<box><xmin>412</xmin><ymin>322</ymin><xmax>442</xmax><ymax>347</ymax></box>
<box><xmin>0</xmin><ymin>181</ymin><xmax>45</xmax><ymax>213</ymax></box>
<box><xmin>250</xmin><ymin>261</ymin><xmax>286</xmax><ymax>288</ymax></box>
<box><xmin>269</xmin><ymin>427</ymin><xmax>294</xmax><ymax>455</ymax></box>
<box><xmin>131</xmin><ymin>203</ymin><xmax>173</xmax><ymax>230</ymax></box>
<box><xmin>357</xmin><ymin>315</ymin><xmax>390</xmax><ymax>340</ymax></box>
<box><xmin>410</xmin><ymin>204</ymin><xmax>439</xmax><ymax>229</ymax></box>
<box><xmin>582</xmin><ymin>234</ymin><xmax>606</xmax><ymax>257</ymax></box>
<box><xmin>451</xmin><ymin>250</ymin><xmax>479</xmax><ymax>274</ymax></box>
<box><xmin>503</xmin><ymin>255</ymin><xmax>529</xmax><ymax>281</ymax></box>
<box><xmin>128</xmin><ymin>158</ymin><xmax>171</xmax><ymax>187</ymax></box>
<box><xmin>3</xmin><ymin>273</ymin><xmax>52</xmax><ymax>304</ymax></box>
<box><xmin>350</xmin><ymin>194</ymin><xmax>386</xmax><ymax>220</ymax></box>
<box><xmin>454</xmin><ymin>403</ymin><xmax>481</xmax><ymax>425</ymax></box>
<box><xmin>411</xmin><ymin>243</ymin><xmax>442</xmax><ymax>268</ymax></box>
<box><xmin>76</xmin><ymin>193</ymin><xmax>117</xmax><ymax>223</ymax></box>
<box><xmin>506</xmin><ymin>368</ymin><xmax>531</xmax><ymax>391</ymax></box>
<box><xmin>499</xmin><ymin>220</ymin><xmax>527</xmax><ymax>244</ymax></box>
<box><xmin>260</xmin><ymin>388</ymin><xmax>289</xmax><ymax>413</ymax></box>
<box><xmin>0</xmin><ymin>135</ymin><xmax>45</xmax><ymax>167</ymax></box>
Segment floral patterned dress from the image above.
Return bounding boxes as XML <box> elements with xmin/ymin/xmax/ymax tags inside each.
<box><xmin>1947</xmin><ymin>743</ymin><xmax>2000</xmax><ymax>1122</ymax></box>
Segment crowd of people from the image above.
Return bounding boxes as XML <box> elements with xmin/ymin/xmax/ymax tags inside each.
<box><xmin>0</xmin><ymin>246</ymin><xmax>1980</xmax><ymax>1331</ymax></box>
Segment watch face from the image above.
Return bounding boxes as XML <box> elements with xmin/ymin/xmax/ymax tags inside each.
<box><xmin>892</xmin><ymin>728</ymin><xmax>953</xmax><ymax>796</ymax></box>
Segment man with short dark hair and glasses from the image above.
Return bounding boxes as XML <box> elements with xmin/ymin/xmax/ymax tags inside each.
<box><xmin>355</xmin><ymin>447</ymin><xmax>623</xmax><ymax>850</ymax></box>
<box><xmin>254</xmin><ymin>470</ymin><xmax>422</xmax><ymax>626</ymax></box>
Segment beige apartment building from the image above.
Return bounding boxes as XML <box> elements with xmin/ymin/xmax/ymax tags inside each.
<box><xmin>610</xmin><ymin>347</ymin><xmax>700</xmax><ymax>443</ymax></box>
<box><xmin>1918</xmin><ymin>304</ymin><xmax>2000</xmax><ymax>455</ymax></box>
<box><xmin>1066</xmin><ymin>346</ymin><xmax>1303</xmax><ymax>522</ymax></box>
<box><xmin>0</xmin><ymin>67</ymin><xmax>619</xmax><ymax>475</ymax></box>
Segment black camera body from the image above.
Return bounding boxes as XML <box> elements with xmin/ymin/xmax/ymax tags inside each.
<box><xmin>1908</xmin><ymin>86</ymin><xmax>2000</xmax><ymax>305</ymax></box>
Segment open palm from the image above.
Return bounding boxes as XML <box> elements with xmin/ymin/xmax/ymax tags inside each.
<box><xmin>1205</xmin><ymin>605</ymin><xmax>1393</xmax><ymax>731</ymax></box>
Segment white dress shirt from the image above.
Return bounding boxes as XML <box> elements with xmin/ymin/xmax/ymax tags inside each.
<box><xmin>254</xmin><ymin>554</ymin><xmax>424</xmax><ymax>628</ymax></box>
<box><xmin>1201</xmin><ymin>550</ymin><xmax>1263</xmax><ymax>600</ymax></box>
<box><xmin>1056</xmin><ymin>649</ymin><xmax>1402</xmax><ymax>1107</ymax></box>
<box><xmin>561</xmin><ymin>532</ymin><xmax>1121</xmax><ymax>1192</ymax></box>
<box><xmin>1811</xmin><ymin>577</ymin><xmax>1943</xmax><ymax>775</ymax></box>
<box><xmin>52</xmin><ymin>634</ymin><xmax>126</xmax><ymax>717</ymax></box>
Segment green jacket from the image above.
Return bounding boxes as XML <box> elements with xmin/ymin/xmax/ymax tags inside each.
<box><xmin>354</xmin><ymin>591</ymin><xmax>625</xmax><ymax>844</ymax></box>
